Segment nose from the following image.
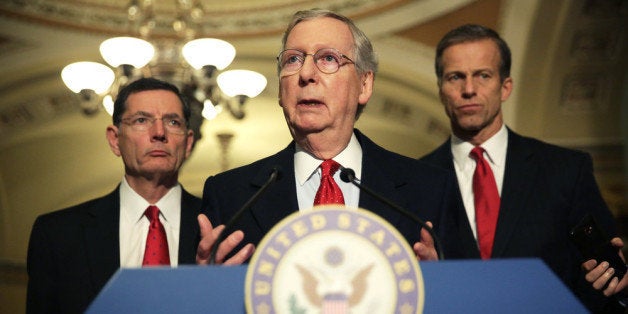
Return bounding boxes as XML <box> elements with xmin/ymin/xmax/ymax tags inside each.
<box><xmin>462</xmin><ymin>78</ymin><xmax>476</xmax><ymax>98</ymax></box>
<box><xmin>150</xmin><ymin>118</ymin><xmax>167</xmax><ymax>141</ymax></box>
<box><xmin>298</xmin><ymin>55</ymin><xmax>318</xmax><ymax>84</ymax></box>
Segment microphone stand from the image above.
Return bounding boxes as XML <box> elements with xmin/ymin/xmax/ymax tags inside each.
<box><xmin>340</xmin><ymin>167</ymin><xmax>444</xmax><ymax>260</ymax></box>
<box><xmin>208</xmin><ymin>166</ymin><xmax>282</xmax><ymax>264</ymax></box>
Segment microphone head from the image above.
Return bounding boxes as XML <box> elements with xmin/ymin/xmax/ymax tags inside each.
<box><xmin>270</xmin><ymin>165</ymin><xmax>283</xmax><ymax>181</ymax></box>
<box><xmin>339</xmin><ymin>167</ymin><xmax>355</xmax><ymax>183</ymax></box>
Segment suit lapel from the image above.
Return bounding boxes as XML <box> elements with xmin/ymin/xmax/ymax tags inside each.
<box><xmin>83</xmin><ymin>189</ymin><xmax>120</xmax><ymax>290</ymax></box>
<box><xmin>356</xmin><ymin>132</ymin><xmax>404</xmax><ymax>224</ymax></box>
<box><xmin>491</xmin><ymin>130</ymin><xmax>539</xmax><ymax>257</ymax></box>
<box><xmin>426</xmin><ymin>140</ymin><xmax>456</xmax><ymax>170</ymax></box>
<box><xmin>423</xmin><ymin>140</ymin><xmax>480</xmax><ymax>258</ymax></box>
<box><xmin>178</xmin><ymin>189</ymin><xmax>201</xmax><ymax>264</ymax></box>
<box><xmin>249</xmin><ymin>145</ymin><xmax>299</xmax><ymax>232</ymax></box>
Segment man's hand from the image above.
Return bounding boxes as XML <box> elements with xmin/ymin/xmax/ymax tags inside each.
<box><xmin>582</xmin><ymin>237</ymin><xmax>628</xmax><ymax>297</ymax></box>
<box><xmin>196</xmin><ymin>214</ymin><xmax>255</xmax><ymax>265</ymax></box>
<box><xmin>413</xmin><ymin>221</ymin><xmax>438</xmax><ymax>261</ymax></box>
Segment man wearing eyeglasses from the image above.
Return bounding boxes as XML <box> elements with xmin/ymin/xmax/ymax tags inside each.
<box><xmin>196</xmin><ymin>9</ymin><xmax>462</xmax><ymax>264</ymax></box>
<box><xmin>27</xmin><ymin>78</ymin><xmax>253</xmax><ymax>314</ymax></box>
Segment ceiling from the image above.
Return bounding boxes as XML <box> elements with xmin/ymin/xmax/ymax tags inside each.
<box><xmin>0</xmin><ymin>0</ymin><xmax>626</xmax><ymax>272</ymax></box>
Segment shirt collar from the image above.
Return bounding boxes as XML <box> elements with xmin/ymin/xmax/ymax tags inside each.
<box><xmin>294</xmin><ymin>133</ymin><xmax>363</xmax><ymax>185</ymax></box>
<box><xmin>451</xmin><ymin>124</ymin><xmax>508</xmax><ymax>169</ymax></box>
<box><xmin>119</xmin><ymin>176</ymin><xmax>182</xmax><ymax>225</ymax></box>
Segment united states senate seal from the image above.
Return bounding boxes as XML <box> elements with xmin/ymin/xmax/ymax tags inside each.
<box><xmin>245</xmin><ymin>205</ymin><xmax>424</xmax><ymax>313</ymax></box>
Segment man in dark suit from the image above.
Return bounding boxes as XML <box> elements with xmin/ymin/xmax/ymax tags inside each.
<box><xmin>26</xmin><ymin>78</ymin><xmax>252</xmax><ymax>314</ymax></box>
<box><xmin>419</xmin><ymin>24</ymin><xmax>627</xmax><ymax>312</ymax></box>
<box><xmin>196</xmin><ymin>9</ymin><xmax>460</xmax><ymax>264</ymax></box>
<box><xmin>202</xmin><ymin>129</ymin><xmax>458</xmax><ymax>258</ymax></box>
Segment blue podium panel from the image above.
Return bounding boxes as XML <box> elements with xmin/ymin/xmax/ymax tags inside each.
<box><xmin>420</xmin><ymin>259</ymin><xmax>586</xmax><ymax>313</ymax></box>
<box><xmin>87</xmin><ymin>265</ymin><xmax>246</xmax><ymax>314</ymax></box>
<box><xmin>87</xmin><ymin>258</ymin><xmax>587</xmax><ymax>314</ymax></box>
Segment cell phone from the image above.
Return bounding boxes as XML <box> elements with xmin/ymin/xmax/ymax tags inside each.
<box><xmin>569</xmin><ymin>214</ymin><xmax>626</xmax><ymax>281</ymax></box>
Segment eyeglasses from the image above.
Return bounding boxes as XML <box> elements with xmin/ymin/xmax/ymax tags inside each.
<box><xmin>120</xmin><ymin>115</ymin><xmax>187</xmax><ymax>135</ymax></box>
<box><xmin>277</xmin><ymin>48</ymin><xmax>355</xmax><ymax>75</ymax></box>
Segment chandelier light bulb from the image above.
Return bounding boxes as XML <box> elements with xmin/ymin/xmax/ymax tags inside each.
<box><xmin>202</xmin><ymin>99</ymin><xmax>219</xmax><ymax>120</ymax></box>
<box><xmin>61</xmin><ymin>61</ymin><xmax>115</xmax><ymax>94</ymax></box>
<box><xmin>60</xmin><ymin>8</ymin><xmax>265</xmax><ymax>120</ymax></box>
<box><xmin>102</xmin><ymin>94</ymin><xmax>114</xmax><ymax>115</ymax></box>
<box><xmin>99</xmin><ymin>37</ymin><xmax>155</xmax><ymax>68</ymax></box>
<box><xmin>182</xmin><ymin>38</ymin><xmax>236</xmax><ymax>70</ymax></box>
<box><xmin>217</xmin><ymin>70</ymin><xmax>267</xmax><ymax>98</ymax></box>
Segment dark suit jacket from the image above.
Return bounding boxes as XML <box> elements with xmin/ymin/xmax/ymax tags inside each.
<box><xmin>26</xmin><ymin>186</ymin><xmax>201</xmax><ymax>314</ymax></box>
<box><xmin>420</xmin><ymin>128</ymin><xmax>619</xmax><ymax>312</ymax></box>
<box><xmin>201</xmin><ymin>129</ymin><xmax>462</xmax><ymax>260</ymax></box>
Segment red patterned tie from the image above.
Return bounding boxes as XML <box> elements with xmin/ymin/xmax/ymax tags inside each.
<box><xmin>142</xmin><ymin>205</ymin><xmax>171</xmax><ymax>266</ymax></box>
<box><xmin>470</xmin><ymin>147</ymin><xmax>500</xmax><ymax>260</ymax></box>
<box><xmin>313</xmin><ymin>160</ymin><xmax>345</xmax><ymax>205</ymax></box>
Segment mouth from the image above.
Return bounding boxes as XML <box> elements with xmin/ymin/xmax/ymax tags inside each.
<box><xmin>457</xmin><ymin>103</ymin><xmax>481</xmax><ymax>111</ymax></box>
<box><xmin>148</xmin><ymin>150</ymin><xmax>169</xmax><ymax>157</ymax></box>
<box><xmin>297</xmin><ymin>98</ymin><xmax>324</xmax><ymax>107</ymax></box>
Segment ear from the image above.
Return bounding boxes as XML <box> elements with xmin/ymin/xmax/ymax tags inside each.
<box><xmin>357</xmin><ymin>71</ymin><xmax>374</xmax><ymax>105</ymax></box>
<box><xmin>500</xmin><ymin>77</ymin><xmax>513</xmax><ymax>102</ymax></box>
<box><xmin>278</xmin><ymin>78</ymin><xmax>286</xmax><ymax>108</ymax></box>
<box><xmin>106</xmin><ymin>125</ymin><xmax>122</xmax><ymax>157</ymax></box>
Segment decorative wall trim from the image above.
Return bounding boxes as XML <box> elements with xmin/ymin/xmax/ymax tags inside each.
<box><xmin>0</xmin><ymin>0</ymin><xmax>407</xmax><ymax>37</ymax></box>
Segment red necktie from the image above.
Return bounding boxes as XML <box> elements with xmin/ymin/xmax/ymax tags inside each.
<box><xmin>313</xmin><ymin>160</ymin><xmax>345</xmax><ymax>205</ymax></box>
<box><xmin>470</xmin><ymin>147</ymin><xmax>500</xmax><ymax>260</ymax></box>
<box><xmin>142</xmin><ymin>205</ymin><xmax>171</xmax><ymax>266</ymax></box>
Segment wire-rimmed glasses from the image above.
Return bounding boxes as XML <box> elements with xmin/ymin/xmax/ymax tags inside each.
<box><xmin>277</xmin><ymin>48</ymin><xmax>355</xmax><ymax>76</ymax></box>
<box><xmin>120</xmin><ymin>115</ymin><xmax>187</xmax><ymax>135</ymax></box>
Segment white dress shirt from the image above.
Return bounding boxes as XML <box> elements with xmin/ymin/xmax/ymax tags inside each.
<box><xmin>118</xmin><ymin>177</ymin><xmax>182</xmax><ymax>268</ymax></box>
<box><xmin>451</xmin><ymin>124</ymin><xmax>508</xmax><ymax>240</ymax></box>
<box><xmin>295</xmin><ymin>133</ymin><xmax>362</xmax><ymax>211</ymax></box>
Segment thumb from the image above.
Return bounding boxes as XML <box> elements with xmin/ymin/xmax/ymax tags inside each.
<box><xmin>198</xmin><ymin>214</ymin><xmax>214</xmax><ymax>238</ymax></box>
<box><xmin>421</xmin><ymin>221</ymin><xmax>434</xmax><ymax>246</ymax></box>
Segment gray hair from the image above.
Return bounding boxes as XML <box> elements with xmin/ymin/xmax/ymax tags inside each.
<box><xmin>279</xmin><ymin>8</ymin><xmax>378</xmax><ymax>78</ymax></box>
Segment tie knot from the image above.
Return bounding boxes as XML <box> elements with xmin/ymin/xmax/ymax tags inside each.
<box><xmin>144</xmin><ymin>205</ymin><xmax>160</xmax><ymax>222</ymax></box>
<box><xmin>320</xmin><ymin>159</ymin><xmax>341</xmax><ymax>177</ymax></box>
<box><xmin>470</xmin><ymin>146</ymin><xmax>486</xmax><ymax>161</ymax></box>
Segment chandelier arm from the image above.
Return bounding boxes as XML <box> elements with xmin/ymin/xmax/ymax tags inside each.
<box><xmin>78</xmin><ymin>89</ymin><xmax>100</xmax><ymax>116</ymax></box>
<box><xmin>121</xmin><ymin>64</ymin><xmax>135</xmax><ymax>77</ymax></box>
<box><xmin>224</xmin><ymin>95</ymin><xmax>248</xmax><ymax>120</ymax></box>
<box><xmin>202</xmin><ymin>65</ymin><xmax>217</xmax><ymax>79</ymax></box>
<box><xmin>60</xmin><ymin>0</ymin><xmax>266</xmax><ymax>120</ymax></box>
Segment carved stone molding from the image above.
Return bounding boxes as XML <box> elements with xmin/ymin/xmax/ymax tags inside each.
<box><xmin>0</xmin><ymin>0</ymin><xmax>405</xmax><ymax>37</ymax></box>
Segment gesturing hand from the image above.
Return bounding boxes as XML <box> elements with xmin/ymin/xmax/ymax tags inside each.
<box><xmin>196</xmin><ymin>214</ymin><xmax>255</xmax><ymax>265</ymax></box>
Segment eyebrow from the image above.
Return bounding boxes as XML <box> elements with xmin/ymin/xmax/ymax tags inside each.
<box><xmin>129</xmin><ymin>111</ymin><xmax>153</xmax><ymax>117</ymax></box>
<box><xmin>128</xmin><ymin>111</ymin><xmax>183</xmax><ymax>119</ymax></box>
<box><xmin>444</xmin><ymin>68</ymin><xmax>494</xmax><ymax>76</ymax></box>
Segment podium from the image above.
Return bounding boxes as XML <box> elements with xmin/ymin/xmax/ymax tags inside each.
<box><xmin>87</xmin><ymin>258</ymin><xmax>587</xmax><ymax>313</ymax></box>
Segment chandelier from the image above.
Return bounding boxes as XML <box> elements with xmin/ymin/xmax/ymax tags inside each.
<box><xmin>60</xmin><ymin>0</ymin><xmax>267</xmax><ymax>120</ymax></box>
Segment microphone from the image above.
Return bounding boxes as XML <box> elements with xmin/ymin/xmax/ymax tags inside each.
<box><xmin>339</xmin><ymin>167</ymin><xmax>444</xmax><ymax>260</ymax></box>
<box><xmin>209</xmin><ymin>166</ymin><xmax>283</xmax><ymax>264</ymax></box>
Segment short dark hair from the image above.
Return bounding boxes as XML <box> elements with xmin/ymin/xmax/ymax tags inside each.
<box><xmin>435</xmin><ymin>24</ymin><xmax>511</xmax><ymax>85</ymax></box>
<box><xmin>112</xmin><ymin>77</ymin><xmax>190</xmax><ymax>127</ymax></box>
